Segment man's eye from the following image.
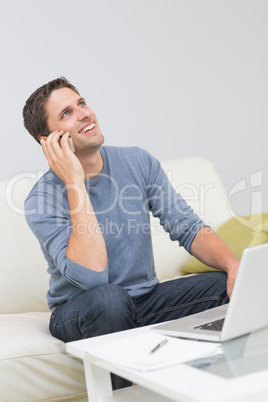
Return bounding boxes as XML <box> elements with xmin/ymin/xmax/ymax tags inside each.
<box><xmin>78</xmin><ymin>100</ymin><xmax>85</xmax><ymax>107</ymax></box>
<box><xmin>62</xmin><ymin>110</ymin><xmax>70</xmax><ymax>118</ymax></box>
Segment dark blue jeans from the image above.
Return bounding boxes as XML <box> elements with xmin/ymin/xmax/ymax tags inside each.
<box><xmin>49</xmin><ymin>272</ymin><xmax>228</xmax><ymax>389</ymax></box>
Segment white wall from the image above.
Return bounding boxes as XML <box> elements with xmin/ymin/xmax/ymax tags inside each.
<box><xmin>0</xmin><ymin>0</ymin><xmax>267</xmax><ymax>217</ymax></box>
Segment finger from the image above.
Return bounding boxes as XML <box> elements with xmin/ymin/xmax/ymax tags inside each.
<box><xmin>60</xmin><ymin>132</ymin><xmax>72</xmax><ymax>152</ymax></box>
<box><xmin>41</xmin><ymin>137</ymin><xmax>53</xmax><ymax>165</ymax></box>
<box><xmin>48</xmin><ymin>131</ymin><xmax>65</xmax><ymax>154</ymax></box>
<box><xmin>42</xmin><ymin>131</ymin><xmax>63</xmax><ymax>164</ymax></box>
<box><xmin>227</xmin><ymin>280</ymin><xmax>233</xmax><ymax>299</ymax></box>
<box><xmin>41</xmin><ymin>131</ymin><xmax>59</xmax><ymax>151</ymax></box>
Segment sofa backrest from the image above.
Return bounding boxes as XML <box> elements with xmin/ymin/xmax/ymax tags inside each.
<box><xmin>0</xmin><ymin>176</ymin><xmax>49</xmax><ymax>314</ymax></box>
<box><xmin>0</xmin><ymin>157</ymin><xmax>231</xmax><ymax>313</ymax></box>
<box><xmin>151</xmin><ymin>157</ymin><xmax>231</xmax><ymax>281</ymax></box>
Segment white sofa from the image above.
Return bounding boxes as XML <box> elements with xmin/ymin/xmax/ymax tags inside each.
<box><xmin>0</xmin><ymin>157</ymin><xmax>232</xmax><ymax>402</ymax></box>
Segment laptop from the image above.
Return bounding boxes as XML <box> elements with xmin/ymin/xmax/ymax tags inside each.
<box><xmin>153</xmin><ymin>244</ymin><xmax>268</xmax><ymax>342</ymax></box>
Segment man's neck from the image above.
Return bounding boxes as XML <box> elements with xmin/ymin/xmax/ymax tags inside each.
<box><xmin>78</xmin><ymin>148</ymin><xmax>104</xmax><ymax>180</ymax></box>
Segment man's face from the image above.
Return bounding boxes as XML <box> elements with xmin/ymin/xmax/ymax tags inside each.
<box><xmin>44</xmin><ymin>87</ymin><xmax>104</xmax><ymax>154</ymax></box>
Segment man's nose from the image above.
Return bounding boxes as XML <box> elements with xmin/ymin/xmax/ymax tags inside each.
<box><xmin>77</xmin><ymin>108</ymin><xmax>90</xmax><ymax>120</ymax></box>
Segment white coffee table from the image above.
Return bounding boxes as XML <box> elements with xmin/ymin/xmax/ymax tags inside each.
<box><xmin>66</xmin><ymin>325</ymin><xmax>268</xmax><ymax>402</ymax></box>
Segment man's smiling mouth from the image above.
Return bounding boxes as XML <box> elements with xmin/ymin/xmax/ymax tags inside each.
<box><xmin>79</xmin><ymin>123</ymin><xmax>96</xmax><ymax>134</ymax></box>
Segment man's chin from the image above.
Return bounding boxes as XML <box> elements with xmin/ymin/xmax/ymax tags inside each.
<box><xmin>76</xmin><ymin>136</ymin><xmax>104</xmax><ymax>156</ymax></box>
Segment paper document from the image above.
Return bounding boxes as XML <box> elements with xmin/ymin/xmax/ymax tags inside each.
<box><xmin>85</xmin><ymin>332</ymin><xmax>222</xmax><ymax>371</ymax></box>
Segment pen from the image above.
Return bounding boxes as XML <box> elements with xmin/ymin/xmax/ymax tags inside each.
<box><xmin>150</xmin><ymin>338</ymin><xmax>168</xmax><ymax>354</ymax></box>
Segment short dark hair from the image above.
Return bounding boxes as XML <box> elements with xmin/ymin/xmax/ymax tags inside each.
<box><xmin>23</xmin><ymin>77</ymin><xmax>80</xmax><ymax>144</ymax></box>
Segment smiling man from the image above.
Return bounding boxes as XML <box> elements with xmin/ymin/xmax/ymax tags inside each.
<box><xmin>23</xmin><ymin>77</ymin><xmax>239</xmax><ymax>390</ymax></box>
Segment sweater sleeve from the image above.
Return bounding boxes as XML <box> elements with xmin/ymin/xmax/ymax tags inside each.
<box><xmin>139</xmin><ymin>149</ymin><xmax>208</xmax><ymax>253</ymax></box>
<box><xmin>24</xmin><ymin>190</ymin><xmax>108</xmax><ymax>290</ymax></box>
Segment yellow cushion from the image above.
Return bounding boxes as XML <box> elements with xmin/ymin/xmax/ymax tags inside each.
<box><xmin>181</xmin><ymin>212</ymin><xmax>268</xmax><ymax>275</ymax></box>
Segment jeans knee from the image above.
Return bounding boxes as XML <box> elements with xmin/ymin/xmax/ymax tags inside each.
<box><xmin>81</xmin><ymin>284</ymin><xmax>136</xmax><ymax>336</ymax></box>
<box><xmin>50</xmin><ymin>284</ymin><xmax>137</xmax><ymax>341</ymax></box>
<box><xmin>92</xmin><ymin>284</ymin><xmax>134</xmax><ymax>319</ymax></box>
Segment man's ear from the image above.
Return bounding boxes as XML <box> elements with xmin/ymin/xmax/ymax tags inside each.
<box><xmin>38</xmin><ymin>133</ymin><xmax>47</xmax><ymax>143</ymax></box>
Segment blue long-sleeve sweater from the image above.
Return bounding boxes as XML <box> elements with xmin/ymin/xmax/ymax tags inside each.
<box><xmin>25</xmin><ymin>146</ymin><xmax>206</xmax><ymax>311</ymax></box>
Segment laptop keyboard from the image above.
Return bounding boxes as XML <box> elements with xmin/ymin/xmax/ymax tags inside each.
<box><xmin>194</xmin><ymin>318</ymin><xmax>225</xmax><ymax>331</ymax></box>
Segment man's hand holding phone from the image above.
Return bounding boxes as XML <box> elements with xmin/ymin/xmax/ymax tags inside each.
<box><xmin>40</xmin><ymin>131</ymin><xmax>85</xmax><ymax>186</ymax></box>
<box><xmin>40</xmin><ymin>132</ymin><xmax>75</xmax><ymax>153</ymax></box>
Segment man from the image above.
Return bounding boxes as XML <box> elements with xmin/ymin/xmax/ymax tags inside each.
<box><xmin>23</xmin><ymin>77</ymin><xmax>239</xmax><ymax>388</ymax></box>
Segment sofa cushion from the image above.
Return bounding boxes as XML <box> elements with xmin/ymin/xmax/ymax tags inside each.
<box><xmin>0</xmin><ymin>312</ymin><xmax>87</xmax><ymax>401</ymax></box>
<box><xmin>181</xmin><ymin>213</ymin><xmax>268</xmax><ymax>275</ymax></box>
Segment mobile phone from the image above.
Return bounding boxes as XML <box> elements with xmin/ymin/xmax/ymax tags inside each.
<box><xmin>40</xmin><ymin>135</ymin><xmax>75</xmax><ymax>153</ymax></box>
